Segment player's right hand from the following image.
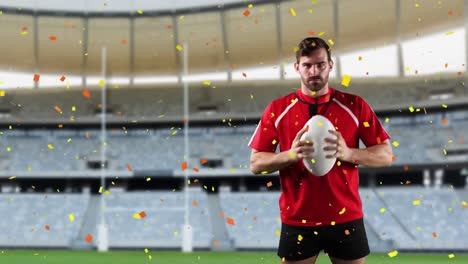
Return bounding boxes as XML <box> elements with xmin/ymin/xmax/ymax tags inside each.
<box><xmin>288</xmin><ymin>126</ymin><xmax>314</xmax><ymax>162</ymax></box>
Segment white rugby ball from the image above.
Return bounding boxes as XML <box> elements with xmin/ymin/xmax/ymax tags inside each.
<box><xmin>300</xmin><ymin>115</ymin><xmax>337</xmax><ymax>176</ymax></box>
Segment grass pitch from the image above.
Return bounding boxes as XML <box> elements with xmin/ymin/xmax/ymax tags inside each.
<box><xmin>0</xmin><ymin>250</ymin><xmax>466</xmax><ymax>264</ymax></box>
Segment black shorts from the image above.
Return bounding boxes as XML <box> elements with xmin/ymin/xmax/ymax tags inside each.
<box><xmin>277</xmin><ymin>218</ymin><xmax>370</xmax><ymax>261</ymax></box>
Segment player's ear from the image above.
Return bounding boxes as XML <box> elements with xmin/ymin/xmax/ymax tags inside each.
<box><xmin>328</xmin><ymin>59</ymin><xmax>334</xmax><ymax>71</ymax></box>
<box><xmin>294</xmin><ymin>62</ymin><xmax>299</xmax><ymax>72</ymax></box>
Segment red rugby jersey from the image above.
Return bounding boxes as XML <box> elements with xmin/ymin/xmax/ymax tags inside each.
<box><xmin>248</xmin><ymin>87</ymin><xmax>390</xmax><ymax>226</ymax></box>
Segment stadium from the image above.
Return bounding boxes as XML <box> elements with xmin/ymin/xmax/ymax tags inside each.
<box><xmin>0</xmin><ymin>0</ymin><xmax>467</xmax><ymax>263</ymax></box>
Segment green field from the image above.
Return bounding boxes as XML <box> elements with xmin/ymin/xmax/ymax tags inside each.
<box><xmin>0</xmin><ymin>251</ymin><xmax>466</xmax><ymax>264</ymax></box>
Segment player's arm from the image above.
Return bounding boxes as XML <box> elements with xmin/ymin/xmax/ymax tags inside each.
<box><xmin>250</xmin><ymin>126</ymin><xmax>314</xmax><ymax>174</ymax></box>
<box><xmin>324</xmin><ymin>131</ymin><xmax>393</xmax><ymax>167</ymax></box>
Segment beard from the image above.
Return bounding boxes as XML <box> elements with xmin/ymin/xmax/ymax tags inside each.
<box><xmin>302</xmin><ymin>75</ymin><xmax>328</xmax><ymax>91</ymax></box>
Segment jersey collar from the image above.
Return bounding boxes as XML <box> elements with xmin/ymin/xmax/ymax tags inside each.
<box><xmin>296</xmin><ymin>87</ymin><xmax>335</xmax><ymax>104</ymax></box>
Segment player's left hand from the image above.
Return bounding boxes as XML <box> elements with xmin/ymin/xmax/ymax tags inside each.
<box><xmin>323</xmin><ymin>130</ymin><xmax>353</xmax><ymax>162</ymax></box>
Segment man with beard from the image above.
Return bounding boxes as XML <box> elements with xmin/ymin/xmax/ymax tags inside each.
<box><xmin>248</xmin><ymin>37</ymin><xmax>393</xmax><ymax>264</ymax></box>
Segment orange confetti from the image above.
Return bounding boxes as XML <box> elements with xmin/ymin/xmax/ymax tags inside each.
<box><xmin>54</xmin><ymin>106</ymin><xmax>62</xmax><ymax>113</ymax></box>
<box><xmin>86</xmin><ymin>234</ymin><xmax>93</xmax><ymax>243</ymax></box>
<box><xmin>167</xmin><ymin>25</ymin><xmax>173</xmax><ymax>29</ymax></box>
<box><xmin>458</xmin><ymin>72</ymin><xmax>463</xmax><ymax>76</ymax></box>
<box><xmin>266</xmin><ymin>181</ymin><xmax>273</xmax><ymax>187</ymax></box>
<box><xmin>433</xmin><ymin>232</ymin><xmax>437</xmax><ymax>238</ymax></box>
<box><xmin>219</xmin><ymin>212</ymin><xmax>225</xmax><ymax>218</ymax></box>
<box><xmin>60</xmin><ymin>76</ymin><xmax>66</xmax><ymax>82</ymax></box>
<box><xmin>82</xmin><ymin>90</ymin><xmax>91</xmax><ymax>98</ymax></box>
<box><xmin>308</xmin><ymin>31</ymin><xmax>315</xmax><ymax>35</ymax></box>
<box><xmin>126</xmin><ymin>163</ymin><xmax>132</xmax><ymax>171</ymax></box>
<box><xmin>139</xmin><ymin>211</ymin><xmax>147</xmax><ymax>218</ymax></box>
<box><xmin>193</xmin><ymin>201</ymin><xmax>198</xmax><ymax>207</ymax></box>
<box><xmin>253</xmin><ymin>216</ymin><xmax>257</xmax><ymax>221</ymax></box>
<box><xmin>181</xmin><ymin>161</ymin><xmax>188</xmax><ymax>171</ymax></box>
<box><xmin>442</xmin><ymin>118</ymin><xmax>448</xmax><ymax>125</ymax></box>
<box><xmin>85</xmin><ymin>132</ymin><xmax>90</xmax><ymax>139</ymax></box>
<box><xmin>242</xmin><ymin>72</ymin><xmax>247</xmax><ymax>78</ymax></box>
<box><xmin>121</xmin><ymin>39</ymin><xmax>127</xmax><ymax>45</ymax></box>
<box><xmin>192</xmin><ymin>167</ymin><xmax>199</xmax><ymax>172</ymax></box>
<box><xmin>404</xmin><ymin>165</ymin><xmax>409</xmax><ymax>171</ymax></box>
<box><xmin>243</xmin><ymin>10</ymin><xmax>250</xmax><ymax>16</ymax></box>
<box><xmin>201</xmin><ymin>159</ymin><xmax>208</xmax><ymax>165</ymax></box>
<box><xmin>33</xmin><ymin>74</ymin><xmax>40</xmax><ymax>82</ymax></box>
<box><xmin>392</xmin><ymin>156</ymin><xmax>397</xmax><ymax>162</ymax></box>
<box><xmin>344</xmin><ymin>229</ymin><xmax>350</xmax><ymax>235</ymax></box>
<box><xmin>22</xmin><ymin>27</ymin><xmax>28</xmax><ymax>31</ymax></box>
<box><xmin>45</xmin><ymin>225</ymin><xmax>50</xmax><ymax>231</ymax></box>
<box><xmin>213</xmin><ymin>241</ymin><xmax>220</xmax><ymax>247</ymax></box>
<box><xmin>226</xmin><ymin>218</ymin><xmax>235</xmax><ymax>225</ymax></box>
<box><xmin>49</xmin><ymin>36</ymin><xmax>57</xmax><ymax>41</ymax></box>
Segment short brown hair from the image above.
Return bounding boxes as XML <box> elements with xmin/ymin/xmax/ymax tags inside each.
<box><xmin>296</xmin><ymin>37</ymin><xmax>331</xmax><ymax>63</ymax></box>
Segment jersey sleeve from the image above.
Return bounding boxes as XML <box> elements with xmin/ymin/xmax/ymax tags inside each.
<box><xmin>357</xmin><ymin>96</ymin><xmax>390</xmax><ymax>147</ymax></box>
<box><xmin>248</xmin><ymin>102</ymin><xmax>279</xmax><ymax>153</ymax></box>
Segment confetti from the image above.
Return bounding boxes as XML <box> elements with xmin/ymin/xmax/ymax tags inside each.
<box><xmin>413</xmin><ymin>200</ymin><xmax>421</xmax><ymax>205</ymax></box>
<box><xmin>203</xmin><ymin>81</ymin><xmax>211</xmax><ymax>85</ymax></box>
<box><xmin>242</xmin><ymin>72</ymin><xmax>247</xmax><ymax>78</ymax></box>
<box><xmin>69</xmin><ymin>214</ymin><xmax>75</xmax><ymax>222</ymax></box>
<box><xmin>0</xmin><ymin>91</ymin><xmax>4</xmax><ymax>97</ymax></box>
<box><xmin>181</xmin><ymin>161</ymin><xmax>188</xmax><ymax>171</ymax></box>
<box><xmin>47</xmin><ymin>144</ymin><xmax>54</xmax><ymax>150</ymax></box>
<box><xmin>226</xmin><ymin>218</ymin><xmax>235</xmax><ymax>225</ymax></box>
<box><xmin>380</xmin><ymin>208</ymin><xmax>386</xmax><ymax>213</ymax></box>
<box><xmin>139</xmin><ymin>211</ymin><xmax>147</xmax><ymax>218</ymax></box>
<box><xmin>213</xmin><ymin>241</ymin><xmax>220</xmax><ymax>247</ymax></box>
<box><xmin>126</xmin><ymin>164</ymin><xmax>132</xmax><ymax>171</ymax></box>
<box><xmin>341</xmin><ymin>74</ymin><xmax>351</xmax><ymax>87</ymax></box>
<box><xmin>98</xmin><ymin>80</ymin><xmax>105</xmax><ymax>87</ymax></box>
<box><xmin>33</xmin><ymin>74</ymin><xmax>40</xmax><ymax>82</ymax></box>
<box><xmin>82</xmin><ymin>90</ymin><xmax>91</xmax><ymax>98</ymax></box>
<box><xmin>60</xmin><ymin>76</ymin><xmax>66</xmax><ymax>82</ymax></box>
<box><xmin>448</xmin><ymin>254</ymin><xmax>455</xmax><ymax>259</ymax></box>
<box><xmin>266</xmin><ymin>181</ymin><xmax>273</xmax><ymax>187</ymax></box>
<box><xmin>338</xmin><ymin>207</ymin><xmax>346</xmax><ymax>215</ymax></box>
<box><xmin>344</xmin><ymin>229</ymin><xmax>350</xmax><ymax>235</ymax></box>
<box><xmin>49</xmin><ymin>36</ymin><xmax>57</xmax><ymax>41</ymax></box>
<box><xmin>409</xmin><ymin>106</ymin><xmax>415</xmax><ymax>112</ymax></box>
<box><xmin>363</xmin><ymin>122</ymin><xmax>370</xmax><ymax>127</ymax></box>
<box><xmin>297</xmin><ymin>234</ymin><xmax>303</xmax><ymax>241</ymax></box>
<box><xmin>85</xmin><ymin>234</ymin><xmax>93</xmax><ymax>243</ymax></box>
<box><xmin>328</xmin><ymin>39</ymin><xmax>334</xmax><ymax>46</ymax></box>
<box><xmin>445</xmin><ymin>31</ymin><xmax>454</xmax><ymax>36</ymax></box>
<box><xmin>201</xmin><ymin>159</ymin><xmax>208</xmax><ymax>164</ymax></box>
<box><xmin>137</xmin><ymin>9</ymin><xmax>143</xmax><ymax>14</ymax></box>
<box><xmin>388</xmin><ymin>250</ymin><xmax>398</xmax><ymax>258</ymax></box>
<box><xmin>432</xmin><ymin>232</ymin><xmax>437</xmax><ymax>238</ymax></box>
<box><xmin>54</xmin><ymin>106</ymin><xmax>62</xmax><ymax>113</ymax></box>
<box><xmin>462</xmin><ymin>201</ymin><xmax>467</xmax><ymax>209</ymax></box>
<box><xmin>121</xmin><ymin>39</ymin><xmax>127</xmax><ymax>45</ymax></box>
<box><xmin>392</xmin><ymin>141</ymin><xmax>399</xmax><ymax>147</ymax></box>
<box><xmin>45</xmin><ymin>225</ymin><xmax>50</xmax><ymax>231</ymax></box>
<box><xmin>442</xmin><ymin>104</ymin><xmax>448</xmax><ymax>108</ymax></box>
<box><xmin>192</xmin><ymin>167</ymin><xmax>199</xmax><ymax>172</ymax></box>
<box><xmin>289</xmin><ymin>8</ymin><xmax>297</xmax><ymax>16</ymax></box>
<box><xmin>243</xmin><ymin>10</ymin><xmax>250</xmax><ymax>16</ymax></box>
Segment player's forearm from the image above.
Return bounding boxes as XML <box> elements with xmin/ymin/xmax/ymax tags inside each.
<box><xmin>250</xmin><ymin>151</ymin><xmax>295</xmax><ymax>175</ymax></box>
<box><xmin>348</xmin><ymin>144</ymin><xmax>393</xmax><ymax>167</ymax></box>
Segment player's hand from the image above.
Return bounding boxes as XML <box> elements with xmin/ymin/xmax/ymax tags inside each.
<box><xmin>323</xmin><ymin>130</ymin><xmax>353</xmax><ymax>162</ymax></box>
<box><xmin>288</xmin><ymin>126</ymin><xmax>314</xmax><ymax>162</ymax></box>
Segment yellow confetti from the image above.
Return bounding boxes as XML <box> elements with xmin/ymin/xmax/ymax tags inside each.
<box><xmin>72</xmin><ymin>106</ymin><xmax>76</xmax><ymax>111</ymax></box>
<box><xmin>317</xmin><ymin>122</ymin><xmax>324</xmax><ymax>127</ymax></box>
<box><xmin>380</xmin><ymin>208</ymin><xmax>386</xmax><ymax>213</ymax></box>
<box><xmin>297</xmin><ymin>234</ymin><xmax>303</xmax><ymax>241</ymax></box>
<box><xmin>448</xmin><ymin>254</ymin><xmax>455</xmax><ymax>259</ymax></box>
<box><xmin>133</xmin><ymin>213</ymin><xmax>141</xmax><ymax>219</ymax></box>
<box><xmin>9</xmin><ymin>176</ymin><xmax>16</xmax><ymax>180</ymax></box>
<box><xmin>203</xmin><ymin>81</ymin><xmax>211</xmax><ymax>86</ymax></box>
<box><xmin>301</xmin><ymin>219</ymin><xmax>307</xmax><ymax>223</ymax></box>
<box><xmin>293</xmin><ymin>46</ymin><xmax>299</xmax><ymax>52</ymax></box>
<box><xmin>248</xmin><ymin>4</ymin><xmax>253</xmax><ymax>8</ymax></box>
<box><xmin>415</xmin><ymin>3</ymin><xmax>420</xmax><ymax>7</ymax></box>
<box><xmin>137</xmin><ymin>9</ymin><xmax>143</xmax><ymax>14</ymax></box>
<box><xmin>413</xmin><ymin>200</ymin><xmax>421</xmax><ymax>205</ymax></box>
<box><xmin>341</xmin><ymin>74</ymin><xmax>351</xmax><ymax>87</ymax></box>
<box><xmin>409</xmin><ymin>106</ymin><xmax>414</xmax><ymax>112</ymax></box>
<box><xmin>69</xmin><ymin>214</ymin><xmax>75</xmax><ymax>222</ymax></box>
<box><xmin>363</xmin><ymin>122</ymin><xmax>370</xmax><ymax>127</ymax></box>
<box><xmin>146</xmin><ymin>177</ymin><xmax>151</xmax><ymax>181</ymax></box>
<box><xmin>174</xmin><ymin>230</ymin><xmax>178</xmax><ymax>236</ymax></box>
<box><xmin>318</xmin><ymin>32</ymin><xmax>325</xmax><ymax>37</ymax></box>
<box><xmin>144</xmin><ymin>248</ymin><xmax>149</xmax><ymax>254</ymax></box>
<box><xmin>275</xmin><ymin>230</ymin><xmax>281</xmax><ymax>236</ymax></box>
<box><xmin>336</xmin><ymin>161</ymin><xmax>341</xmax><ymax>166</ymax></box>
<box><xmin>289</xmin><ymin>8</ymin><xmax>297</xmax><ymax>16</ymax></box>
<box><xmin>385</xmin><ymin>118</ymin><xmax>390</xmax><ymax>123</ymax></box>
<box><xmin>328</xmin><ymin>39</ymin><xmax>334</xmax><ymax>46</ymax></box>
<box><xmin>443</xmin><ymin>149</ymin><xmax>447</xmax><ymax>155</ymax></box>
<box><xmin>21</xmin><ymin>31</ymin><xmax>28</xmax><ymax>35</ymax></box>
<box><xmin>250</xmin><ymin>94</ymin><xmax>254</xmax><ymax>99</ymax></box>
<box><xmin>445</xmin><ymin>31</ymin><xmax>454</xmax><ymax>36</ymax></box>
<box><xmin>388</xmin><ymin>250</ymin><xmax>398</xmax><ymax>258</ymax></box>
<box><xmin>272</xmin><ymin>139</ymin><xmax>277</xmax><ymax>144</ymax></box>
<box><xmin>47</xmin><ymin>144</ymin><xmax>54</xmax><ymax>150</ymax></box>
<box><xmin>98</xmin><ymin>186</ymin><xmax>103</xmax><ymax>193</ymax></box>
<box><xmin>392</xmin><ymin>141</ymin><xmax>399</xmax><ymax>147</ymax></box>
<box><xmin>442</xmin><ymin>104</ymin><xmax>448</xmax><ymax>108</ymax></box>
<box><xmin>98</xmin><ymin>80</ymin><xmax>105</xmax><ymax>87</ymax></box>
<box><xmin>6</xmin><ymin>147</ymin><xmax>11</xmax><ymax>152</ymax></box>
<box><xmin>176</xmin><ymin>44</ymin><xmax>183</xmax><ymax>51</ymax></box>
<box><xmin>339</xmin><ymin>207</ymin><xmax>346</xmax><ymax>215</ymax></box>
<box><xmin>0</xmin><ymin>91</ymin><xmax>5</xmax><ymax>96</ymax></box>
